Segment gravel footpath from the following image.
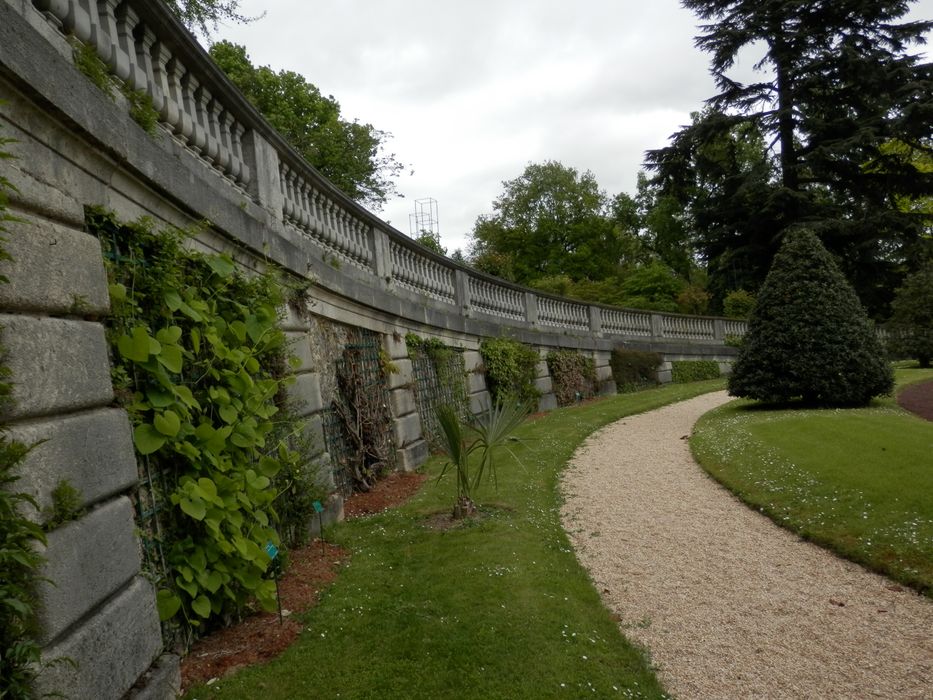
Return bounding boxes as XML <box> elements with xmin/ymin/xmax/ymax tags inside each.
<box><xmin>560</xmin><ymin>391</ymin><xmax>933</xmax><ymax>700</ymax></box>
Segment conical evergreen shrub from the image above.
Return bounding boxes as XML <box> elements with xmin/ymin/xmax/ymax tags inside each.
<box><xmin>728</xmin><ymin>227</ymin><xmax>893</xmax><ymax>406</ymax></box>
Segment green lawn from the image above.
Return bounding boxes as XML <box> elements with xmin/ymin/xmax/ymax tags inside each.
<box><xmin>691</xmin><ymin>367</ymin><xmax>933</xmax><ymax>596</ymax></box>
<box><xmin>185</xmin><ymin>379</ymin><xmax>725</xmax><ymax>700</ymax></box>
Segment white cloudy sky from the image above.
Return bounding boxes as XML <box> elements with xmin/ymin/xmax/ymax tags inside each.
<box><xmin>215</xmin><ymin>1</ymin><xmax>933</xmax><ymax>254</ymax></box>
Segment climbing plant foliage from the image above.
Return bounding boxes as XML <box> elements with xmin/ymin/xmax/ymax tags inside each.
<box><xmin>0</xmin><ymin>130</ymin><xmax>47</xmax><ymax>699</ymax></box>
<box><xmin>89</xmin><ymin>208</ymin><xmax>307</xmax><ymax>629</ymax></box>
<box><xmin>406</xmin><ymin>334</ymin><xmax>469</xmax><ymax>446</ymax></box>
<box><xmin>545</xmin><ymin>350</ymin><xmax>597</xmax><ymax>406</ymax></box>
<box><xmin>479</xmin><ymin>338</ymin><xmax>540</xmax><ymax>408</ymax></box>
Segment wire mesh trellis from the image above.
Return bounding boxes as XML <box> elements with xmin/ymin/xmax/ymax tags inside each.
<box><xmin>409</xmin><ymin>344</ymin><xmax>469</xmax><ymax>449</ymax></box>
<box><xmin>322</xmin><ymin>330</ymin><xmax>397</xmax><ymax>495</ymax></box>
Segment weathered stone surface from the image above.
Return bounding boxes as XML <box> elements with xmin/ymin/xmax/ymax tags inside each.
<box><xmin>536</xmin><ymin>360</ymin><xmax>550</xmax><ymax>379</ymax></box>
<box><xmin>387</xmin><ymin>358</ymin><xmax>414</xmax><ymax>390</ymax></box>
<box><xmin>0</xmin><ymin>214</ymin><xmax>110</xmax><ymax>315</ymax></box>
<box><xmin>462</xmin><ymin>350</ymin><xmax>483</xmax><ymax>372</ymax></box>
<box><xmin>535</xmin><ymin>376</ymin><xmax>554</xmax><ymax>395</ymax></box>
<box><xmin>281</xmin><ymin>303</ymin><xmax>312</xmax><ymax>332</ymax></box>
<box><xmin>389</xmin><ymin>387</ymin><xmax>416</xmax><ymax>418</ymax></box>
<box><xmin>392</xmin><ymin>411</ymin><xmax>423</xmax><ymax>447</ymax></box>
<box><xmin>658</xmin><ymin>361</ymin><xmax>673</xmax><ymax>384</ymax></box>
<box><xmin>467</xmin><ymin>370</ymin><xmax>486</xmax><ymax>394</ymax></box>
<box><xmin>301</xmin><ymin>414</ymin><xmax>326</xmax><ymax>456</ymax></box>
<box><xmin>382</xmin><ymin>331</ymin><xmax>409</xmax><ymax>360</ymax></box>
<box><xmin>537</xmin><ymin>393</ymin><xmax>558</xmax><ymax>413</ymax></box>
<box><xmin>0</xmin><ymin>316</ymin><xmax>113</xmax><ymax>420</ymax></box>
<box><xmin>469</xmin><ymin>391</ymin><xmax>492</xmax><ymax>415</ymax></box>
<box><xmin>126</xmin><ymin>653</ymin><xmax>181</xmax><ymax>700</ymax></box>
<box><xmin>36</xmin><ymin>497</ymin><xmax>142</xmax><ymax>645</ymax></box>
<box><xmin>596</xmin><ymin>364</ymin><xmax>613</xmax><ymax>382</ymax></box>
<box><xmin>34</xmin><ymin>577</ymin><xmax>162</xmax><ymax>700</ymax></box>
<box><xmin>285</xmin><ymin>331</ymin><xmax>314</xmax><ymax>372</ymax></box>
<box><xmin>286</xmin><ymin>372</ymin><xmax>323</xmax><ymax>416</ymax></box>
<box><xmin>6</xmin><ymin>408</ymin><xmax>137</xmax><ymax>523</ymax></box>
<box><xmin>599</xmin><ymin>379</ymin><xmax>618</xmax><ymax>396</ymax></box>
<box><xmin>396</xmin><ymin>439</ymin><xmax>429</xmax><ymax>472</ymax></box>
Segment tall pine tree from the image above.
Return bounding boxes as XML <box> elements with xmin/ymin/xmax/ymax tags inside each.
<box><xmin>647</xmin><ymin>0</ymin><xmax>933</xmax><ymax>317</ymax></box>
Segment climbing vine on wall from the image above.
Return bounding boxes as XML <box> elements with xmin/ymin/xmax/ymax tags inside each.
<box><xmin>406</xmin><ymin>334</ymin><xmax>469</xmax><ymax>447</ymax></box>
<box><xmin>88</xmin><ymin>208</ymin><xmax>311</xmax><ymax>633</ymax></box>
<box><xmin>326</xmin><ymin>330</ymin><xmax>396</xmax><ymax>493</ymax></box>
<box><xmin>479</xmin><ymin>337</ymin><xmax>540</xmax><ymax>407</ymax></box>
<box><xmin>546</xmin><ymin>350</ymin><xmax>597</xmax><ymax>407</ymax></box>
<box><xmin>0</xmin><ymin>129</ymin><xmax>47</xmax><ymax>700</ymax></box>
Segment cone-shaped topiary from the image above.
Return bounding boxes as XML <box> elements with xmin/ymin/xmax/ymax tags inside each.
<box><xmin>728</xmin><ymin>227</ymin><xmax>893</xmax><ymax>406</ymax></box>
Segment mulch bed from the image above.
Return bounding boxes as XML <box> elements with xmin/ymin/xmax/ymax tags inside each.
<box><xmin>179</xmin><ymin>470</ymin><xmax>427</xmax><ymax>693</ymax></box>
<box><xmin>896</xmin><ymin>378</ymin><xmax>933</xmax><ymax>422</ymax></box>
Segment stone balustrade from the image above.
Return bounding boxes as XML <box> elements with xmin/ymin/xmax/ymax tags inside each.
<box><xmin>27</xmin><ymin>0</ymin><xmax>747</xmax><ymax>347</ymax></box>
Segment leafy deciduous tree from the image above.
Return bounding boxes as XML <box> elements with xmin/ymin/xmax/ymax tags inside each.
<box><xmin>163</xmin><ymin>0</ymin><xmax>260</xmax><ymax>36</ymax></box>
<box><xmin>469</xmin><ymin>161</ymin><xmax>640</xmax><ymax>285</ymax></box>
<box><xmin>209</xmin><ymin>41</ymin><xmax>404</xmax><ymax>210</ymax></box>
<box><xmin>887</xmin><ymin>261</ymin><xmax>933</xmax><ymax>367</ymax></box>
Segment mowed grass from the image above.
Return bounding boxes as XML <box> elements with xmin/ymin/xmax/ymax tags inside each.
<box><xmin>185</xmin><ymin>379</ymin><xmax>725</xmax><ymax>700</ymax></box>
<box><xmin>692</xmin><ymin>367</ymin><xmax>933</xmax><ymax>596</ymax></box>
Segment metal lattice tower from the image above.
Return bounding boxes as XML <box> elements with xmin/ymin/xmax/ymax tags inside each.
<box><xmin>409</xmin><ymin>197</ymin><xmax>439</xmax><ymax>238</ymax></box>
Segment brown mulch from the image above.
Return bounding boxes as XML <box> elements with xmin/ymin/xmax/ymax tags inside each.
<box><xmin>896</xmin><ymin>378</ymin><xmax>933</xmax><ymax>422</ymax></box>
<box><xmin>179</xmin><ymin>470</ymin><xmax>427</xmax><ymax>693</ymax></box>
<box><xmin>343</xmin><ymin>470</ymin><xmax>427</xmax><ymax>518</ymax></box>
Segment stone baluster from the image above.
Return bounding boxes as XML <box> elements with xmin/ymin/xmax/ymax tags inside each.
<box><xmin>87</xmin><ymin>1</ymin><xmax>112</xmax><ymax>63</ymax></box>
<box><xmin>231</xmin><ymin>122</ymin><xmax>249</xmax><ymax>187</ymax></box>
<box><xmin>134</xmin><ymin>23</ymin><xmax>162</xmax><ymax>118</ymax></box>
<box><xmin>32</xmin><ymin>1</ymin><xmax>70</xmax><ymax>30</ymax></box>
<box><xmin>211</xmin><ymin>103</ymin><xmax>231</xmax><ymax>173</ymax></box>
<box><xmin>190</xmin><ymin>82</ymin><xmax>214</xmax><ymax>161</ymax></box>
<box><xmin>205</xmin><ymin>97</ymin><xmax>224</xmax><ymax>168</ymax></box>
<box><xmin>165</xmin><ymin>57</ymin><xmax>192</xmax><ymax>144</ymax></box>
<box><xmin>220</xmin><ymin>112</ymin><xmax>240</xmax><ymax>183</ymax></box>
<box><xmin>297</xmin><ymin>182</ymin><xmax>311</xmax><ymax>229</ymax></box>
<box><xmin>148</xmin><ymin>40</ymin><xmax>177</xmax><ymax>127</ymax></box>
<box><xmin>281</xmin><ymin>166</ymin><xmax>294</xmax><ymax>221</ymax></box>
<box><xmin>180</xmin><ymin>72</ymin><xmax>207</xmax><ymax>154</ymax></box>
<box><xmin>114</xmin><ymin>2</ymin><xmax>145</xmax><ymax>89</ymax></box>
<box><xmin>63</xmin><ymin>0</ymin><xmax>93</xmax><ymax>43</ymax></box>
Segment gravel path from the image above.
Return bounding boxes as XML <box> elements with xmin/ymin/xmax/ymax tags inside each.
<box><xmin>560</xmin><ymin>391</ymin><xmax>933</xmax><ymax>700</ymax></box>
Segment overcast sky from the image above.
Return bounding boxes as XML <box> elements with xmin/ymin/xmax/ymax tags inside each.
<box><xmin>216</xmin><ymin>1</ymin><xmax>932</xmax><ymax>254</ymax></box>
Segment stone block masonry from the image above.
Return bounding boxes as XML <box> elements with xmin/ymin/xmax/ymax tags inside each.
<box><xmin>0</xmin><ymin>176</ymin><xmax>172</xmax><ymax>694</ymax></box>
<box><xmin>0</xmin><ymin>1</ymin><xmax>738</xmax><ymax>696</ymax></box>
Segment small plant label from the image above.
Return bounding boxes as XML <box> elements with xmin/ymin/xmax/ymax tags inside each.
<box><xmin>264</xmin><ymin>541</ymin><xmax>279</xmax><ymax>560</ymax></box>
<box><xmin>313</xmin><ymin>500</ymin><xmax>325</xmax><ymax>514</ymax></box>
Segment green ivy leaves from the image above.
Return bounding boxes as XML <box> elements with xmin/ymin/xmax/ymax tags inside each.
<box><xmin>95</xmin><ymin>210</ymin><xmax>297</xmax><ymax>627</ymax></box>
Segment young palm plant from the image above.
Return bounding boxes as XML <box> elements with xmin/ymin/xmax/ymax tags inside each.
<box><xmin>435</xmin><ymin>399</ymin><xmax>528</xmax><ymax>519</ymax></box>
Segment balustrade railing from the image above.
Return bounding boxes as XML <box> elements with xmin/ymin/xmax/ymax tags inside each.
<box><xmin>661</xmin><ymin>315</ymin><xmax>716</xmax><ymax>340</ymax></box>
<box><xmin>469</xmin><ymin>277</ymin><xmax>525</xmax><ymax>320</ymax></box>
<box><xmin>601</xmin><ymin>308</ymin><xmax>653</xmax><ymax>337</ymax></box>
<box><xmin>280</xmin><ymin>163</ymin><xmax>374</xmax><ymax>271</ymax></box>
<box><xmin>21</xmin><ymin>0</ymin><xmax>745</xmax><ymax>349</ymax></box>
<box><xmin>537</xmin><ymin>296</ymin><xmax>589</xmax><ymax>330</ymax></box>
<box><xmin>33</xmin><ymin>0</ymin><xmax>253</xmax><ymax>192</ymax></box>
<box><xmin>389</xmin><ymin>240</ymin><xmax>456</xmax><ymax>304</ymax></box>
<box><xmin>723</xmin><ymin>319</ymin><xmax>748</xmax><ymax>338</ymax></box>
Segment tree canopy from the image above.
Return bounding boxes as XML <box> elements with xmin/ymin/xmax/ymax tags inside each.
<box><xmin>647</xmin><ymin>0</ymin><xmax>933</xmax><ymax>317</ymax></box>
<box><xmin>209</xmin><ymin>41</ymin><xmax>404</xmax><ymax>210</ymax></box>
<box><xmin>163</xmin><ymin>0</ymin><xmax>260</xmax><ymax>37</ymax></box>
<box><xmin>469</xmin><ymin>161</ymin><xmax>627</xmax><ymax>284</ymax></box>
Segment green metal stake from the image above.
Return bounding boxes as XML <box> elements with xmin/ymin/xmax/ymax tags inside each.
<box><xmin>313</xmin><ymin>500</ymin><xmax>325</xmax><ymax>555</ymax></box>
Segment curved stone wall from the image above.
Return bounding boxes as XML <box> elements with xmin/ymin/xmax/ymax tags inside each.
<box><xmin>0</xmin><ymin>2</ymin><xmax>743</xmax><ymax>697</ymax></box>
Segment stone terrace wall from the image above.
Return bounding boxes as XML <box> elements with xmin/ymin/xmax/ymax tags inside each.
<box><xmin>0</xmin><ymin>1</ymin><xmax>743</xmax><ymax>697</ymax></box>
